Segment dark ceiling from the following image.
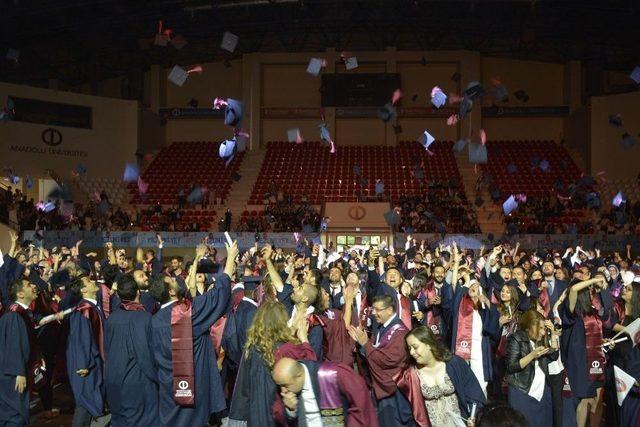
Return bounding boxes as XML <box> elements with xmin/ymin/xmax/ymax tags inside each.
<box><xmin>1</xmin><ymin>0</ymin><xmax>639</xmax><ymax>89</ymax></box>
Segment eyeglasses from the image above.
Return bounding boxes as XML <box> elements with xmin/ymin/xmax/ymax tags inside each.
<box><xmin>372</xmin><ymin>305</ymin><xmax>391</xmax><ymax>313</ymax></box>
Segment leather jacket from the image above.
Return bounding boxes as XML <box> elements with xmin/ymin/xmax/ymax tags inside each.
<box><xmin>505</xmin><ymin>330</ymin><xmax>557</xmax><ymax>393</ymax></box>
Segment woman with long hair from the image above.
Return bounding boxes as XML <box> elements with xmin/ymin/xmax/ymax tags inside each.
<box><xmin>505</xmin><ymin>310</ymin><xmax>559</xmax><ymax>427</ymax></box>
<box><xmin>228</xmin><ymin>300</ymin><xmax>316</xmax><ymax>427</ymax></box>
<box><xmin>605</xmin><ymin>280</ymin><xmax>640</xmax><ymax>426</ymax></box>
<box><xmin>396</xmin><ymin>326</ymin><xmax>486</xmax><ymax>427</ymax></box>
<box><xmin>493</xmin><ymin>283</ymin><xmax>520</xmax><ymax>397</ymax></box>
<box><xmin>561</xmin><ymin>276</ymin><xmax>613</xmax><ymax>427</ymax></box>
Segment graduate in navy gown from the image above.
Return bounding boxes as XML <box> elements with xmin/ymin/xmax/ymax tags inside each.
<box><xmin>104</xmin><ymin>275</ymin><xmax>159</xmax><ymax>427</ymax></box>
<box><xmin>0</xmin><ymin>278</ymin><xmax>40</xmax><ymax>427</ymax></box>
<box><xmin>66</xmin><ymin>274</ymin><xmax>106</xmax><ymax>427</ymax></box>
<box><xmin>229</xmin><ymin>300</ymin><xmax>317</xmax><ymax>427</ymax></box>
<box><xmin>148</xmin><ymin>241</ymin><xmax>235</xmax><ymax>427</ymax></box>
<box><xmin>561</xmin><ymin>276</ymin><xmax>612</xmax><ymax>427</ymax></box>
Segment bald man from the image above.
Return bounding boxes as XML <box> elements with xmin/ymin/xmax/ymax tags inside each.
<box><xmin>273</xmin><ymin>357</ymin><xmax>378</xmax><ymax>427</ymax></box>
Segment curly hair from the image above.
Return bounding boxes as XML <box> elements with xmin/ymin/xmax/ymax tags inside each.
<box><xmin>406</xmin><ymin>325</ymin><xmax>453</xmax><ymax>363</ymax></box>
<box><xmin>243</xmin><ymin>300</ymin><xmax>298</xmax><ymax>369</ymax></box>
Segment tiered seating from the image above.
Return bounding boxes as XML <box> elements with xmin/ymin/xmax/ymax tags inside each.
<box><xmin>249</xmin><ymin>141</ymin><xmax>461</xmax><ymax>204</ymax></box>
<box><xmin>129</xmin><ymin>141</ymin><xmax>244</xmax><ymax>206</ymax></box>
<box><xmin>481</xmin><ymin>140</ymin><xmax>582</xmax><ymax>195</ymax></box>
<box><xmin>138</xmin><ymin>208</ymin><xmax>219</xmax><ymax>232</ymax></box>
<box><xmin>79</xmin><ymin>178</ymin><xmax>129</xmax><ymax>205</ymax></box>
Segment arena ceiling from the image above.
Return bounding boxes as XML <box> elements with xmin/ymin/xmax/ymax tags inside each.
<box><xmin>1</xmin><ymin>0</ymin><xmax>639</xmax><ymax>89</ymax></box>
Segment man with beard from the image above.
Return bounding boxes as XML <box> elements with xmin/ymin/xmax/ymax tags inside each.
<box><xmin>415</xmin><ymin>264</ymin><xmax>449</xmax><ymax>341</ymax></box>
<box><xmin>323</xmin><ymin>266</ymin><xmax>344</xmax><ymax>309</ymax></box>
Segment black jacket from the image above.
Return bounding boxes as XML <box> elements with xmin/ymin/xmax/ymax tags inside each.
<box><xmin>505</xmin><ymin>330</ymin><xmax>557</xmax><ymax>393</ymax></box>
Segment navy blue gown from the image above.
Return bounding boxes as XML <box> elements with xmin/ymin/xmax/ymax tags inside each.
<box><xmin>150</xmin><ymin>273</ymin><xmax>231</xmax><ymax>427</ymax></box>
<box><xmin>0</xmin><ymin>311</ymin><xmax>30</xmax><ymax>426</ymax></box>
<box><xmin>66</xmin><ymin>300</ymin><xmax>105</xmax><ymax>417</ymax></box>
<box><xmin>104</xmin><ymin>308</ymin><xmax>159</xmax><ymax>427</ymax></box>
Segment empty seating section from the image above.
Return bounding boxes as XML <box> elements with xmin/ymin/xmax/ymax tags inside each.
<box><xmin>79</xmin><ymin>178</ymin><xmax>129</xmax><ymax>205</ymax></box>
<box><xmin>249</xmin><ymin>140</ymin><xmax>461</xmax><ymax>204</ymax></box>
<box><xmin>481</xmin><ymin>140</ymin><xmax>582</xmax><ymax>196</ymax></box>
<box><xmin>128</xmin><ymin>141</ymin><xmax>243</xmax><ymax>206</ymax></box>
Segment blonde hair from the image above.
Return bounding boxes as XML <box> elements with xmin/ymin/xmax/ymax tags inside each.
<box><xmin>244</xmin><ymin>300</ymin><xmax>297</xmax><ymax>369</ymax></box>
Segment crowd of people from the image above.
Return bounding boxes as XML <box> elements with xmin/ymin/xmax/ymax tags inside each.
<box><xmin>0</xmin><ymin>225</ymin><xmax>638</xmax><ymax>427</ymax></box>
<box><xmin>236</xmin><ymin>199</ymin><xmax>323</xmax><ymax>233</ymax></box>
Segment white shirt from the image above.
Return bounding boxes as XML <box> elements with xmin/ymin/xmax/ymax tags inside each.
<box><xmin>85</xmin><ymin>298</ymin><xmax>98</xmax><ymax>306</ymax></box>
<box><xmin>469</xmin><ymin>310</ymin><xmax>487</xmax><ymax>396</ymax></box>
<box><xmin>16</xmin><ymin>301</ymin><xmax>29</xmax><ymax>310</ymax></box>
<box><xmin>161</xmin><ymin>300</ymin><xmax>176</xmax><ymax>310</ymax></box>
<box><xmin>375</xmin><ymin>314</ymin><xmax>398</xmax><ymax>347</ymax></box>
<box><xmin>288</xmin><ymin>305</ymin><xmax>315</xmax><ymax>327</ymax></box>
<box><xmin>299</xmin><ymin>364</ymin><xmax>323</xmax><ymax>427</ymax></box>
<box><xmin>528</xmin><ymin>340</ymin><xmax>546</xmax><ymax>401</ymax></box>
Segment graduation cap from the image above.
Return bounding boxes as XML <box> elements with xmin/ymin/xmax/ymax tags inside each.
<box><xmin>453</xmin><ymin>139</ymin><xmax>468</xmax><ymax>153</ymax></box>
<box><xmin>220</xmin><ymin>31</ymin><xmax>239</xmax><ymax>53</ymax></box>
<box><xmin>430</xmin><ymin>86</ymin><xmax>447</xmax><ymax>109</ymax></box>
<box><xmin>307</xmin><ymin>58</ymin><xmax>325</xmax><ymax>76</ymax></box>
<box><xmin>464</xmin><ymin>81</ymin><xmax>485</xmax><ymax>101</ymax></box>
<box><xmin>42</xmin><ymin>202</ymin><xmax>56</xmax><ymax>213</ymax></box>
<box><xmin>458</xmin><ymin>96</ymin><xmax>473</xmax><ymax>119</ymax></box>
<box><xmin>468</xmin><ymin>143</ymin><xmax>488</xmax><ymax>164</ymax></box>
<box><xmin>25</xmin><ymin>176</ymin><xmax>34</xmax><ymax>189</ymax></box>
<box><xmin>319</xmin><ymin>123</ymin><xmax>333</xmax><ymax>143</ymax></box>
<box><xmin>451</xmin><ymin>72</ymin><xmax>461</xmax><ymax>83</ymax></box>
<box><xmin>418</xmin><ymin>130</ymin><xmax>435</xmax><ymax>150</ymax></box>
<box><xmin>586</xmin><ymin>192</ymin><xmax>601</xmax><ymax>209</ymax></box>
<box><xmin>630</xmin><ymin>66</ymin><xmax>640</xmax><ymax>84</ymax></box>
<box><xmin>507</xmin><ymin>163</ymin><xmax>518</xmax><ymax>174</ymax></box>
<box><xmin>620</xmin><ymin>133</ymin><xmax>636</xmax><ymax>150</ymax></box>
<box><xmin>609</xmin><ymin>114</ymin><xmax>623</xmax><ymax>127</ymax></box>
<box><xmin>287</xmin><ymin>128</ymin><xmax>303</xmax><ymax>144</ymax></box>
<box><xmin>8</xmin><ymin>174</ymin><xmax>19</xmax><ymax>185</ymax></box>
<box><xmin>493</xmin><ymin>84</ymin><xmax>509</xmax><ymax>102</ymax></box>
<box><xmin>187</xmin><ymin>187</ymin><xmax>206</xmax><ymax>204</ymax></box>
<box><xmin>344</xmin><ymin>56</ymin><xmax>358</xmax><ymax>70</ymax></box>
<box><xmin>219</xmin><ymin>138</ymin><xmax>237</xmax><ymax>166</ymax></box>
<box><xmin>514</xmin><ymin>90</ymin><xmax>529</xmax><ymax>102</ymax></box>
<box><xmin>224</xmin><ymin>99</ymin><xmax>244</xmax><ymax>127</ymax></box>
<box><xmin>137</xmin><ymin>176</ymin><xmax>149</xmax><ymax>194</ymax></box>
<box><xmin>47</xmin><ymin>183</ymin><xmax>73</xmax><ymax>201</ymax></box>
<box><xmin>375</xmin><ymin>180</ymin><xmax>385</xmax><ymax>195</ymax></box>
<box><xmin>383</xmin><ymin>209</ymin><xmax>400</xmax><ymax>226</ymax></box>
<box><xmin>353</xmin><ymin>163</ymin><xmax>361</xmax><ymax>176</ymax></box>
<box><xmin>503</xmin><ymin>195</ymin><xmax>518</xmax><ymax>215</ymax></box>
<box><xmin>6</xmin><ymin>48</ymin><xmax>19</xmax><ymax>62</ymax></box>
<box><xmin>123</xmin><ymin>163</ymin><xmax>140</xmax><ymax>183</ymax></box>
<box><xmin>539</xmin><ymin>160</ymin><xmax>550</xmax><ymax>172</ymax></box>
<box><xmin>612</xmin><ymin>191</ymin><xmax>626</xmax><ymax>207</ymax></box>
<box><xmin>377</xmin><ymin>103</ymin><xmax>397</xmax><ymax>123</ymax></box>
<box><xmin>241</xmin><ymin>276</ymin><xmax>263</xmax><ymax>293</ymax></box>
<box><xmin>168</xmin><ymin>65</ymin><xmax>203</xmax><ymax>87</ymax></box>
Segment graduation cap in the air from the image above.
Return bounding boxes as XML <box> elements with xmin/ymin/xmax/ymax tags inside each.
<box><xmin>458</xmin><ymin>96</ymin><xmax>473</xmax><ymax>119</ymax></box>
<box><xmin>539</xmin><ymin>160</ymin><xmax>550</xmax><ymax>172</ymax></box>
<box><xmin>503</xmin><ymin>195</ymin><xmax>518</xmax><ymax>216</ymax></box>
<box><xmin>167</xmin><ymin>65</ymin><xmax>203</xmax><ymax>87</ymax></box>
<box><xmin>609</xmin><ymin>114</ymin><xmax>623</xmax><ymax>127</ymax></box>
<box><xmin>451</xmin><ymin>72</ymin><xmax>461</xmax><ymax>83</ymax></box>
<box><xmin>431</xmin><ymin>86</ymin><xmax>447</xmax><ymax>109</ymax></box>
<box><xmin>507</xmin><ymin>163</ymin><xmax>518</xmax><ymax>174</ymax></box>
<box><xmin>344</xmin><ymin>56</ymin><xmax>358</xmax><ymax>70</ymax></box>
<box><xmin>25</xmin><ymin>176</ymin><xmax>34</xmax><ymax>189</ymax></box>
<box><xmin>514</xmin><ymin>90</ymin><xmax>529</xmax><ymax>102</ymax></box>
<box><xmin>219</xmin><ymin>138</ymin><xmax>237</xmax><ymax>166</ymax></box>
<box><xmin>418</xmin><ymin>130</ymin><xmax>435</xmax><ymax>150</ymax></box>
<box><xmin>375</xmin><ymin>180</ymin><xmax>385</xmax><ymax>195</ymax></box>
<box><xmin>287</xmin><ymin>128</ymin><xmax>303</xmax><ymax>144</ymax></box>
<box><xmin>453</xmin><ymin>139</ymin><xmax>468</xmax><ymax>153</ymax></box>
<box><xmin>383</xmin><ymin>209</ymin><xmax>400</xmax><ymax>226</ymax></box>
<box><xmin>493</xmin><ymin>84</ymin><xmax>509</xmax><ymax>102</ymax></box>
<box><xmin>8</xmin><ymin>174</ymin><xmax>19</xmax><ymax>185</ymax></box>
<box><xmin>468</xmin><ymin>143</ymin><xmax>488</xmax><ymax>164</ymax></box>
<box><xmin>220</xmin><ymin>31</ymin><xmax>239</xmax><ymax>53</ymax></box>
<box><xmin>377</xmin><ymin>103</ymin><xmax>397</xmax><ymax>123</ymax></box>
<box><xmin>187</xmin><ymin>187</ymin><xmax>206</xmax><ymax>204</ymax></box>
<box><xmin>630</xmin><ymin>66</ymin><xmax>640</xmax><ymax>84</ymax></box>
<box><xmin>464</xmin><ymin>81</ymin><xmax>485</xmax><ymax>101</ymax></box>
<box><xmin>620</xmin><ymin>133</ymin><xmax>636</xmax><ymax>150</ymax></box>
<box><xmin>353</xmin><ymin>163</ymin><xmax>361</xmax><ymax>176</ymax></box>
<box><xmin>307</xmin><ymin>58</ymin><xmax>325</xmax><ymax>77</ymax></box>
<box><xmin>224</xmin><ymin>99</ymin><xmax>244</xmax><ymax>127</ymax></box>
<box><xmin>123</xmin><ymin>163</ymin><xmax>140</xmax><ymax>183</ymax></box>
<box><xmin>613</xmin><ymin>191</ymin><xmax>626</xmax><ymax>207</ymax></box>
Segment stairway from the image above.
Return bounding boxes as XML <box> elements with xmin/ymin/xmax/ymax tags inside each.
<box><xmin>454</xmin><ymin>150</ymin><xmax>505</xmax><ymax>236</ymax></box>
<box><xmin>225</xmin><ymin>149</ymin><xmax>266</xmax><ymax>226</ymax></box>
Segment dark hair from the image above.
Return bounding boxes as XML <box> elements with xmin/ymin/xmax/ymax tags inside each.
<box><xmin>518</xmin><ymin>310</ymin><xmax>544</xmax><ymax>340</ymax></box>
<box><xmin>148</xmin><ymin>276</ymin><xmax>170</xmax><ymax>304</ymax></box>
<box><xmin>571</xmin><ymin>279</ymin><xmax>595</xmax><ymax>316</ymax></box>
<box><xmin>9</xmin><ymin>278</ymin><xmax>28</xmax><ymax>301</ymax></box>
<box><xmin>101</xmin><ymin>264</ymin><xmax>121</xmax><ymax>287</ymax></box>
<box><xmin>476</xmin><ymin>403</ymin><xmax>530</xmax><ymax>427</ymax></box>
<box><xmin>372</xmin><ymin>294</ymin><xmax>395</xmax><ymax>312</ymax></box>
<box><xmin>68</xmin><ymin>274</ymin><xmax>89</xmax><ymax>301</ymax></box>
<box><xmin>307</xmin><ymin>268</ymin><xmax>323</xmax><ymax>287</ymax></box>
<box><xmin>499</xmin><ymin>284</ymin><xmax>520</xmax><ymax>317</ymax></box>
<box><xmin>170</xmin><ymin>256</ymin><xmax>183</xmax><ymax>263</ymax></box>
<box><xmin>146</xmin><ymin>249</ymin><xmax>155</xmax><ymax>258</ymax></box>
<box><xmin>116</xmin><ymin>274</ymin><xmax>139</xmax><ymax>301</ymax></box>
<box><xmin>406</xmin><ymin>326</ymin><xmax>452</xmax><ymax>362</ymax></box>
